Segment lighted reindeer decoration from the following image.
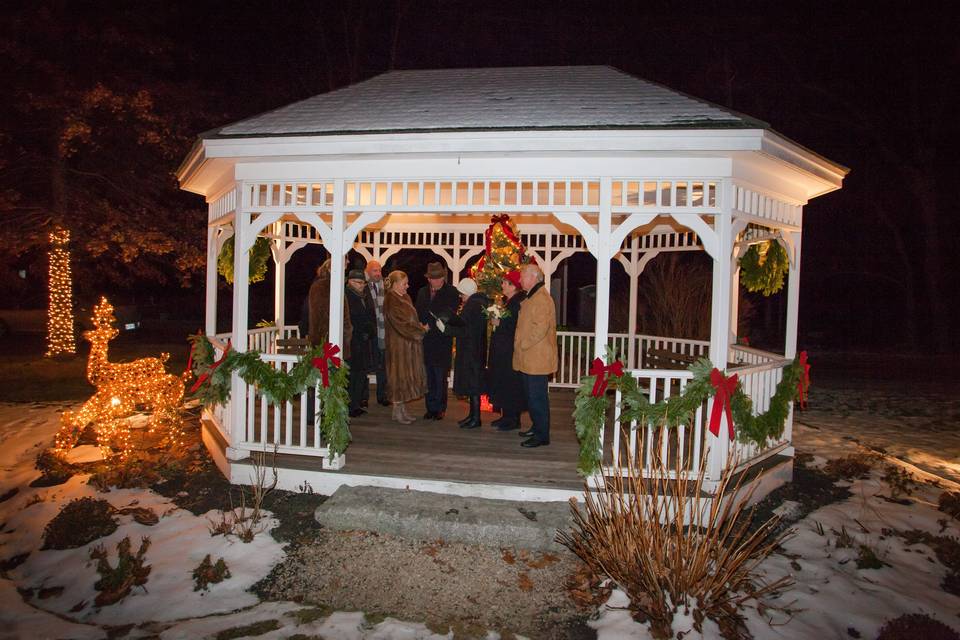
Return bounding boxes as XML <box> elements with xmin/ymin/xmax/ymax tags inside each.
<box><xmin>56</xmin><ymin>297</ymin><xmax>186</xmax><ymax>458</ymax></box>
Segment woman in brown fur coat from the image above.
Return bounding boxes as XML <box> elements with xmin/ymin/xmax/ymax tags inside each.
<box><xmin>384</xmin><ymin>270</ymin><xmax>428</xmax><ymax>424</ymax></box>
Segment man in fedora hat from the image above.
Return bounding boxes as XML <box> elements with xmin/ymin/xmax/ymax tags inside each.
<box><xmin>415</xmin><ymin>261</ymin><xmax>460</xmax><ymax>420</ymax></box>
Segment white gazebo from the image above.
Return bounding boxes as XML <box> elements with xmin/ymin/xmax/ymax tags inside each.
<box><xmin>177</xmin><ymin>66</ymin><xmax>846</xmax><ymax>502</ymax></box>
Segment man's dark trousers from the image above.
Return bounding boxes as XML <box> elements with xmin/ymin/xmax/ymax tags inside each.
<box><xmin>522</xmin><ymin>373</ymin><xmax>550</xmax><ymax>442</ymax></box>
<box><xmin>361</xmin><ymin>347</ymin><xmax>388</xmax><ymax>405</ymax></box>
<box><xmin>425</xmin><ymin>365</ymin><xmax>449</xmax><ymax>414</ymax></box>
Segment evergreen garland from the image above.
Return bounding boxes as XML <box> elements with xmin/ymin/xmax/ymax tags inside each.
<box><xmin>738</xmin><ymin>240</ymin><xmax>789</xmax><ymax>296</ymax></box>
<box><xmin>574</xmin><ymin>352</ymin><xmax>806</xmax><ymax>476</ymax></box>
<box><xmin>217</xmin><ymin>236</ymin><xmax>272</xmax><ymax>285</ymax></box>
<box><xmin>187</xmin><ymin>334</ymin><xmax>351</xmax><ymax>456</ymax></box>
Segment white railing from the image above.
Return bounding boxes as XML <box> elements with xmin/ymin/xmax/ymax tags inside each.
<box><xmin>606</xmin><ymin>368</ymin><xmax>709</xmax><ymax>479</ymax></box>
<box><xmin>729</xmin><ymin>344</ymin><xmax>781</xmax><ymax>366</ymax></box>
<box><xmin>727</xmin><ymin>358</ymin><xmax>793</xmax><ymax>470</ymax></box>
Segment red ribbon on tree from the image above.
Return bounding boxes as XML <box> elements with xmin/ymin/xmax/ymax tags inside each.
<box><xmin>312</xmin><ymin>342</ymin><xmax>342</xmax><ymax>388</ymax></box>
<box><xmin>708</xmin><ymin>368</ymin><xmax>739</xmax><ymax>439</ymax></box>
<box><xmin>589</xmin><ymin>358</ymin><xmax>624</xmax><ymax>397</ymax></box>
<box><xmin>189</xmin><ymin>340</ymin><xmax>232</xmax><ymax>393</ymax></box>
<box><xmin>796</xmin><ymin>351</ymin><xmax>811</xmax><ymax>409</ymax></box>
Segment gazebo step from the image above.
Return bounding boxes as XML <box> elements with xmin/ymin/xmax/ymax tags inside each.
<box><xmin>314</xmin><ymin>484</ymin><xmax>575</xmax><ymax>552</ymax></box>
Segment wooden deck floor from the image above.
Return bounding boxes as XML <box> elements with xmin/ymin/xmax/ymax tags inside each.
<box><xmin>248</xmin><ymin>389</ymin><xmax>586</xmax><ymax>492</ymax></box>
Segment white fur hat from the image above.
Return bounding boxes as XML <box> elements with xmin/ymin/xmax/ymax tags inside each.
<box><xmin>456</xmin><ymin>278</ymin><xmax>478</xmax><ymax>296</ymax></box>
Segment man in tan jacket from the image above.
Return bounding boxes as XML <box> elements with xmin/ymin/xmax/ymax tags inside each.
<box><xmin>513</xmin><ymin>263</ymin><xmax>558</xmax><ymax>447</ymax></box>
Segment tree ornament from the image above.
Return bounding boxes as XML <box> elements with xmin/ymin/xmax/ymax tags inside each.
<box><xmin>217</xmin><ymin>236</ymin><xmax>272</xmax><ymax>284</ymax></box>
<box><xmin>470</xmin><ymin>214</ymin><xmax>534</xmax><ymax>297</ymax></box>
<box><xmin>738</xmin><ymin>240</ymin><xmax>789</xmax><ymax>296</ymax></box>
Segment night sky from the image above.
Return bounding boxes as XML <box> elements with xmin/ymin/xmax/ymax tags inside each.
<box><xmin>2</xmin><ymin>1</ymin><xmax>958</xmax><ymax>352</ymax></box>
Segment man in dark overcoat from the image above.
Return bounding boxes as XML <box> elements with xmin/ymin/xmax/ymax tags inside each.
<box><xmin>345</xmin><ymin>269</ymin><xmax>375</xmax><ymax>417</ymax></box>
<box><xmin>415</xmin><ymin>261</ymin><xmax>460</xmax><ymax>420</ymax></box>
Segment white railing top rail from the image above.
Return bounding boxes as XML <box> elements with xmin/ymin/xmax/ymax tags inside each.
<box><xmin>727</xmin><ymin>357</ymin><xmax>791</xmax><ymax>376</ymax></box>
<box><xmin>730</xmin><ymin>343</ymin><xmax>782</xmax><ymax>360</ymax></box>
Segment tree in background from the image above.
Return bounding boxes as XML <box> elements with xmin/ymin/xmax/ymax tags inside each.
<box><xmin>470</xmin><ymin>214</ymin><xmax>535</xmax><ymax>299</ymax></box>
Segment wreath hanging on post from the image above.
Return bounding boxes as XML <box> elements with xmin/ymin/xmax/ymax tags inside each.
<box><xmin>217</xmin><ymin>236</ymin><xmax>272</xmax><ymax>285</ymax></box>
<box><xmin>738</xmin><ymin>240</ymin><xmax>789</xmax><ymax>296</ymax></box>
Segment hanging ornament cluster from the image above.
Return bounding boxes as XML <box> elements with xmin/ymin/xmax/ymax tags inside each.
<box><xmin>738</xmin><ymin>240</ymin><xmax>790</xmax><ymax>296</ymax></box>
<box><xmin>217</xmin><ymin>236</ymin><xmax>272</xmax><ymax>285</ymax></box>
<box><xmin>46</xmin><ymin>227</ymin><xmax>76</xmax><ymax>357</ymax></box>
<box><xmin>469</xmin><ymin>214</ymin><xmax>535</xmax><ymax>297</ymax></box>
<box><xmin>55</xmin><ymin>298</ymin><xmax>187</xmax><ymax>460</ymax></box>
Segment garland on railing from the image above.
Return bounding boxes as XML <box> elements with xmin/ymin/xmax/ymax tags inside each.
<box><xmin>739</xmin><ymin>240</ymin><xmax>789</xmax><ymax>296</ymax></box>
<box><xmin>573</xmin><ymin>349</ymin><xmax>809</xmax><ymax>476</ymax></box>
<box><xmin>186</xmin><ymin>334</ymin><xmax>351</xmax><ymax>456</ymax></box>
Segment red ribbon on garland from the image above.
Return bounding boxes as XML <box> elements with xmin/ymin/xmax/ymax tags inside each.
<box><xmin>189</xmin><ymin>340</ymin><xmax>232</xmax><ymax>393</ymax></box>
<box><xmin>312</xmin><ymin>342</ymin><xmax>342</xmax><ymax>388</ymax></box>
<box><xmin>796</xmin><ymin>351</ymin><xmax>811</xmax><ymax>409</ymax></box>
<box><xmin>184</xmin><ymin>330</ymin><xmax>203</xmax><ymax>376</ymax></box>
<box><xmin>589</xmin><ymin>358</ymin><xmax>624</xmax><ymax>397</ymax></box>
<box><xmin>708</xmin><ymin>368</ymin><xmax>739</xmax><ymax>439</ymax></box>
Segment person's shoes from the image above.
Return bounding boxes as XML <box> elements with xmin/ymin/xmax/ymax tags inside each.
<box><xmin>457</xmin><ymin>414</ymin><xmax>472</xmax><ymax>427</ymax></box>
<box><xmin>424</xmin><ymin>410</ymin><xmax>437</xmax><ymax>420</ymax></box>
<box><xmin>521</xmin><ymin>437</ymin><xmax>549</xmax><ymax>448</ymax></box>
<box><xmin>495</xmin><ymin>417</ymin><xmax>519</xmax><ymax>432</ymax></box>
<box><xmin>432</xmin><ymin>412</ymin><xmax>444</xmax><ymax>420</ymax></box>
<box><xmin>378</xmin><ymin>399</ymin><xmax>390</xmax><ymax>407</ymax></box>
<box><xmin>398</xmin><ymin>404</ymin><xmax>416</xmax><ymax>424</ymax></box>
<box><xmin>518</xmin><ymin>429</ymin><xmax>534</xmax><ymax>438</ymax></box>
<box><xmin>392</xmin><ymin>404</ymin><xmax>407</xmax><ymax>424</ymax></box>
<box><xmin>348</xmin><ymin>408</ymin><xmax>365</xmax><ymax>418</ymax></box>
<box><xmin>360</xmin><ymin>399</ymin><xmax>369</xmax><ymax>408</ymax></box>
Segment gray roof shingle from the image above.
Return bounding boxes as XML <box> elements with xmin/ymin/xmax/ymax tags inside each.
<box><xmin>212</xmin><ymin>66</ymin><xmax>767</xmax><ymax>138</ymax></box>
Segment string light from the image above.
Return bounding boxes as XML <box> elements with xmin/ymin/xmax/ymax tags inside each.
<box><xmin>46</xmin><ymin>228</ymin><xmax>76</xmax><ymax>357</ymax></box>
<box><xmin>56</xmin><ymin>297</ymin><xmax>186</xmax><ymax>460</ymax></box>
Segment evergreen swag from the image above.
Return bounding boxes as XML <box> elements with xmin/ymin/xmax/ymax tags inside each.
<box><xmin>738</xmin><ymin>240</ymin><xmax>789</xmax><ymax>296</ymax></box>
<box><xmin>573</xmin><ymin>350</ymin><xmax>805</xmax><ymax>476</ymax></box>
<box><xmin>186</xmin><ymin>334</ymin><xmax>351</xmax><ymax>456</ymax></box>
<box><xmin>217</xmin><ymin>236</ymin><xmax>272</xmax><ymax>285</ymax></box>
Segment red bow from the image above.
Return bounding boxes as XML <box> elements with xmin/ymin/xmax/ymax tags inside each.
<box><xmin>312</xmin><ymin>342</ymin><xmax>342</xmax><ymax>388</ymax></box>
<box><xmin>796</xmin><ymin>351</ymin><xmax>811</xmax><ymax>409</ymax></box>
<box><xmin>484</xmin><ymin>214</ymin><xmax>524</xmax><ymax>255</ymax></box>
<box><xmin>589</xmin><ymin>358</ymin><xmax>624</xmax><ymax>397</ymax></box>
<box><xmin>189</xmin><ymin>340</ymin><xmax>231</xmax><ymax>393</ymax></box>
<box><xmin>184</xmin><ymin>330</ymin><xmax>203</xmax><ymax>376</ymax></box>
<box><xmin>709</xmin><ymin>368</ymin><xmax>739</xmax><ymax>439</ymax></box>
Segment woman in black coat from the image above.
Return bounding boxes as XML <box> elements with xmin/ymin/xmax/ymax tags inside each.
<box><xmin>444</xmin><ymin>277</ymin><xmax>490</xmax><ymax>429</ymax></box>
<box><xmin>486</xmin><ymin>270</ymin><xmax>526</xmax><ymax>431</ymax></box>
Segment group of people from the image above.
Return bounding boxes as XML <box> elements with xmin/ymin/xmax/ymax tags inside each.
<box><xmin>304</xmin><ymin>259</ymin><xmax>557</xmax><ymax>448</ymax></box>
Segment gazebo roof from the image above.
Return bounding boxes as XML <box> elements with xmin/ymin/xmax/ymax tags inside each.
<box><xmin>209</xmin><ymin>66</ymin><xmax>768</xmax><ymax>138</ymax></box>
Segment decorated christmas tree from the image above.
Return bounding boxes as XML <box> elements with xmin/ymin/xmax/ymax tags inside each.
<box><xmin>470</xmin><ymin>214</ymin><xmax>535</xmax><ymax>297</ymax></box>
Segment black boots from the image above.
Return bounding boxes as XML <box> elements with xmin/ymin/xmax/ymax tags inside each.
<box><xmin>459</xmin><ymin>396</ymin><xmax>481</xmax><ymax>429</ymax></box>
<box><xmin>495</xmin><ymin>413</ymin><xmax>520</xmax><ymax>432</ymax></box>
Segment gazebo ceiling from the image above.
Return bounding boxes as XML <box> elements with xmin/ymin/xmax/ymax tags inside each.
<box><xmin>210</xmin><ymin>66</ymin><xmax>765</xmax><ymax>138</ymax></box>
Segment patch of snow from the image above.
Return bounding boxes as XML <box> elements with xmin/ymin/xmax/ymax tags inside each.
<box><xmin>65</xmin><ymin>444</ymin><xmax>104</xmax><ymax>464</ymax></box>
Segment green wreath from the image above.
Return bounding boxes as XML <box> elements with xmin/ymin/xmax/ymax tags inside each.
<box><xmin>217</xmin><ymin>236</ymin><xmax>272</xmax><ymax>284</ymax></box>
<box><xmin>573</xmin><ymin>350</ymin><xmax>805</xmax><ymax>476</ymax></box>
<box><xmin>738</xmin><ymin>240</ymin><xmax>789</xmax><ymax>296</ymax></box>
<box><xmin>186</xmin><ymin>335</ymin><xmax>351</xmax><ymax>456</ymax></box>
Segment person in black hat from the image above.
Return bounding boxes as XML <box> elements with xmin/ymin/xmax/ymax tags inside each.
<box><xmin>414</xmin><ymin>261</ymin><xmax>460</xmax><ymax>420</ymax></box>
<box><xmin>345</xmin><ymin>268</ymin><xmax>375</xmax><ymax>417</ymax></box>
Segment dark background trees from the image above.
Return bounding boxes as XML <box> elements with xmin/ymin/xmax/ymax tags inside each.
<box><xmin>1</xmin><ymin>0</ymin><xmax>957</xmax><ymax>351</ymax></box>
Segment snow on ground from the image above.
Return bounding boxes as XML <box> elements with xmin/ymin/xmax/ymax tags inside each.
<box><xmin>3</xmin><ymin>394</ymin><xmax>960</xmax><ymax>639</ymax></box>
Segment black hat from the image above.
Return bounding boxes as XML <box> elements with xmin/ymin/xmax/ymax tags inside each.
<box><xmin>347</xmin><ymin>269</ymin><xmax>366</xmax><ymax>281</ymax></box>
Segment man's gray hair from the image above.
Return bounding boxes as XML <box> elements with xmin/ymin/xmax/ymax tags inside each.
<box><xmin>521</xmin><ymin>263</ymin><xmax>544</xmax><ymax>282</ymax></box>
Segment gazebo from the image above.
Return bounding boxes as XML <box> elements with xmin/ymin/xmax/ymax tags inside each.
<box><xmin>177</xmin><ymin>66</ymin><xmax>846</xmax><ymax>502</ymax></box>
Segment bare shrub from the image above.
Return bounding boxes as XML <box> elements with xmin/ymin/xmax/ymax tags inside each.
<box><xmin>637</xmin><ymin>254</ymin><xmax>712</xmax><ymax>340</ymax></box>
<box><xmin>89</xmin><ymin>536</ymin><xmax>151</xmax><ymax>607</ymax></box>
<box><xmin>824</xmin><ymin>453</ymin><xmax>877</xmax><ymax>480</ymax></box>
<box><xmin>557</xmin><ymin>424</ymin><xmax>791</xmax><ymax>639</ymax></box>
<box><xmin>207</xmin><ymin>444</ymin><xmax>278</xmax><ymax>543</ymax></box>
<box><xmin>43</xmin><ymin>497</ymin><xmax>118</xmax><ymax>549</ymax></box>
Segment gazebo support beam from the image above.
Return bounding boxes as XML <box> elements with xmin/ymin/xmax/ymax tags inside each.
<box><xmin>783</xmin><ymin>230</ymin><xmax>802</xmax><ymax>359</ymax></box>
<box><xmin>228</xmin><ymin>188</ymin><xmax>251</xmax><ymax>459</ymax></box>
<box><xmin>593</xmin><ymin>179</ymin><xmax>613</xmax><ymax>359</ymax></box>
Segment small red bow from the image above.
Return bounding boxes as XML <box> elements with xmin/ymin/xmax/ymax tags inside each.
<box><xmin>189</xmin><ymin>340</ymin><xmax>231</xmax><ymax>393</ymax></box>
<box><xmin>312</xmin><ymin>342</ymin><xmax>342</xmax><ymax>388</ymax></box>
<box><xmin>796</xmin><ymin>351</ymin><xmax>811</xmax><ymax>410</ymax></box>
<box><xmin>709</xmin><ymin>368</ymin><xmax>739</xmax><ymax>439</ymax></box>
<box><xmin>184</xmin><ymin>330</ymin><xmax>203</xmax><ymax>376</ymax></box>
<box><xmin>589</xmin><ymin>358</ymin><xmax>624</xmax><ymax>397</ymax></box>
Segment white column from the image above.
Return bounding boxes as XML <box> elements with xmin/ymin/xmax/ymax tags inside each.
<box><xmin>626</xmin><ymin>236</ymin><xmax>639</xmax><ymax>369</ymax></box>
<box><xmin>707</xmin><ymin>183</ymin><xmax>734</xmax><ymax>482</ymax></box>
<box><xmin>593</xmin><ymin>178</ymin><xmax>613</xmax><ymax>359</ymax></box>
<box><xmin>205</xmin><ymin>225</ymin><xmax>218</xmax><ymax>335</ymax></box>
<box><xmin>228</xmin><ymin>186</ymin><xmax>250</xmax><ymax>456</ymax></box>
<box><xmin>730</xmin><ymin>260</ymin><xmax>741</xmax><ymax>343</ymax></box>
<box><xmin>784</xmin><ymin>231</ymin><xmax>802</xmax><ymax>359</ymax></box>
<box><xmin>327</xmin><ymin>180</ymin><xmax>346</xmax><ymax>347</ymax></box>
<box><xmin>273</xmin><ymin>238</ymin><xmax>286</xmax><ymax>330</ymax></box>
